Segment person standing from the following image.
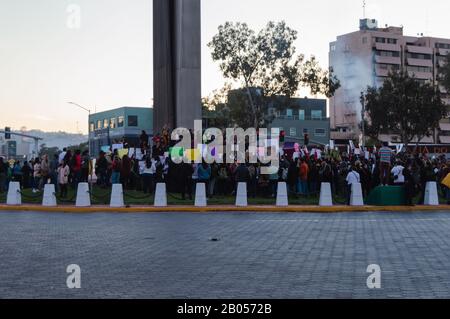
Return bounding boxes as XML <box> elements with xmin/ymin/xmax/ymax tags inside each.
<box><xmin>58</xmin><ymin>161</ymin><xmax>70</xmax><ymax>198</ymax></box>
<box><xmin>391</xmin><ymin>160</ymin><xmax>405</xmax><ymax>186</ymax></box>
<box><xmin>0</xmin><ymin>157</ymin><xmax>7</xmax><ymax>193</ymax></box>
<box><xmin>95</xmin><ymin>151</ymin><xmax>108</xmax><ymax>188</ymax></box>
<box><xmin>49</xmin><ymin>154</ymin><xmax>59</xmax><ymax>191</ymax></box>
<box><xmin>346</xmin><ymin>165</ymin><xmax>361</xmax><ymax>205</ymax></box>
<box><xmin>179</xmin><ymin>162</ymin><xmax>194</xmax><ymax>200</ymax></box>
<box><xmin>298</xmin><ymin>159</ymin><xmax>309</xmax><ymax>196</ymax></box>
<box><xmin>80</xmin><ymin>150</ymin><xmax>90</xmax><ymax>183</ymax></box>
<box><xmin>197</xmin><ymin>162</ymin><xmax>212</xmax><ymax>198</ymax></box>
<box><xmin>378</xmin><ymin>142</ymin><xmax>393</xmax><ymax>186</ymax></box>
<box><xmin>111</xmin><ymin>156</ymin><xmax>121</xmax><ymax>185</ymax></box>
<box><xmin>40</xmin><ymin>155</ymin><xmax>50</xmax><ymax>186</ymax></box>
<box><xmin>33</xmin><ymin>158</ymin><xmax>42</xmax><ymax>193</ymax></box>
<box><xmin>21</xmin><ymin>161</ymin><xmax>32</xmax><ymax>189</ymax></box>
<box><xmin>141</xmin><ymin>157</ymin><xmax>153</xmax><ymax>194</ymax></box>
<box><xmin>403</xmin><ymin>164</ymin><xmax>415</xmax><ymax>206</ymax></box>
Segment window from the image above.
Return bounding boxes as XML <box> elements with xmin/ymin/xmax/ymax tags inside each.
<box><xmin>128</xmin><ymin>115</ymin><xmax>138</xmax><ymax>127</ymax></box>
<box><xmin>314</xmin><ymin>128</ymin><xmax>326</xmax><ymax>137</ymax></box>
<box><xmin>376</xmin><ymin>51</ymin><xmax>400</xmax><ymax>57</ymax></box>
<box><xmin>407</xmin><ymin>66</ymin><xmax>432</xmax><ymax>73</ymax></box>
<box><xmin>299</xmin><ymin>110</ymin><xmax>305</xmax><ymax>120</ymax></box>
<box><xmin>436</xmin><ymin>43</ymin><xmax>450</xmax><ymax>49</ymax></box>
<box><xmin>110</xmin><ymin>118</ymin><xmax>117</xmax><ymax>129</ymax></box>
<box><xmin>89</xmin><ymin>123</ymin><xmax>95</xmax><ymax>132</ymax></box>
<box><xmin>118</xmin><ymin>116</ymin><xmax>124</xmax><ymax>127</ymax></box>
<box><xmin>97</xmin><ymin>120</ymin><xmax>102</xmax><ymax>129</ymax></box>
<box><xmin>406</xmin><ymin>52</ymin><xmax>432</xmax><ymax>60</ymax></box>
<box><xmin>303</xmin><ymin>128</ymin><xmax>309</xmax><ymax>134</ymax></box>
<box><xmin>330</xmin><ymin>44</ymin><xmax>336</xmax><ymax>51</ymax></box>
<box><xmin>290</xmin><ymin>128</ymin><xmax>297</xmax><ymax>137</ymax></box>
<box><xmin>378</xmin><ymin>63</ymin><xmax>400</xmax><ymax>71</ymax></box>
<box><xmin>311</xmin><ymin>110</ymin><xmax>323</xmax><ymax>120</ymax></box>
<box><xmin>387</xmin><ymin>38</ymin><xmax>397</xmax><ymax>44</ymax></box>
<box><xmin>286</xmin><ymin>109</ymin><xmax>293</xmax><ymax>118</ymax></box>
<box><xmin>362</xmin><ymin>37</ymin><xmax>367</xmax><ymax>44</ymax></box>
<box><xmin>375</xmin><ymin>37</ymin><xmax>386</xmax><ymax>43</ymax></box>
<box><xmin>103</xmin><ymin>119</ymin><xmax>109</xmax><ymax>129</ymax></box>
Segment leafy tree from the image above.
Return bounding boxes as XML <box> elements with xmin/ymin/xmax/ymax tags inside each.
<box><xmin>361</xmin><ymin>71</ymin><xmax>446</xmax><ymax>146</ymax></box>
<box><xmin>67</xmin><ymin>142</ymin><xmax>88</xmax><ymax>154</ymax></box>
<box><xmin>208</xmin><ymin>21</ymin><xmax>339</xmax><ymax>128</ymax></box>
<box><xmin>439</xmin><ymin>53</ymin><xmax>450</xmax><ymax>92</ymax></box>
<box><xmin>38</xmin><ymin>144</ymin><xmax>60</xmax><ymax>159</ymax></box>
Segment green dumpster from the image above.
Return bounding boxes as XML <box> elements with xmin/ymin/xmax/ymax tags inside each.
<box><xmin>366</xmin><ymin>186</ymin><xmax>406</xmax><ymax>206</ymax></box>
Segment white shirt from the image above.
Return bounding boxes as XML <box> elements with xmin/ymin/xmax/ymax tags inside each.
<box><xmin>391</xmin><ymin>165</ymin><xmax>405</xmax><ymax>184</ymax></box>
<box><xmin>58</xmin><ymin>151</ymin><xmax>66</xmax><ymax>164</ymax></box>
<box><xmin>346</xmin><ymin>170</ymin><xmax>360</xmax><ymax>185</ymax></box>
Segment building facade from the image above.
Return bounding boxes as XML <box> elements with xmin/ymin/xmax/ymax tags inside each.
<box><xmin>269</xmin><ymin>98</ymin><xmax>330</xmax><ymax>146</ymax></box>
<box><xmin>329</xmin><ymin>18</ymin><xmax>450</xmax><ymax>143</ymax></box>
<box><xmin>88</xmin><ymin>107</ymin><xmax>153</xmax><ymax>157</ymax></box>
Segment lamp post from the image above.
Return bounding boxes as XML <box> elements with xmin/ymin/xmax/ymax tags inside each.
<box><xmin>68</xmin><ymin>102</ymin><xmax>92</xmax><ymax>157</ymax></box>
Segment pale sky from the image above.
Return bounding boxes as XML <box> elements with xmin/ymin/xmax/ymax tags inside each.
<box><xmin>1</xmin><ymin>0</ymin><xmax>450</xmax><ymax>133</ymax></box>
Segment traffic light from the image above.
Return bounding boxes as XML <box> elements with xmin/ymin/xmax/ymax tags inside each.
<box><xmin>280</xmin><ymin>130</ymin><xmax>286</xmax><ymax>143</ymax></box>
<box><xmin>304</xmin><ymin>133</ymin><xmax>309</xmax><ymax>146</ymax></box>
<box><xmin>5</xmin><ymin>127</ymin><xmax>11</xmax><ymax>140</ymax></box>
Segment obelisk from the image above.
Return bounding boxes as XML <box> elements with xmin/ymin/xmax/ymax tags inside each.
<box><xmin>153</xmin><ymin>0</ymin><xmax>202</xmax><ymax>133</ymax></box>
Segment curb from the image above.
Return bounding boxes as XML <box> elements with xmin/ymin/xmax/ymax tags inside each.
<box><xmin>0</xmin><ymin>204</ymin><xmax>449</xmax><ymax>214</ymax></box>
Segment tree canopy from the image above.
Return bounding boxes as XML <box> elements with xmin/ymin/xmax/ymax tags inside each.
<box><xmin>362</xmin><ymin>71</ymin><xmax>446</xmax><ymax>146</ymax></box>
<box><xmin>207</xmin><ymin>21</ymin><xmax>339</xmax><ymax>128</ymax></box>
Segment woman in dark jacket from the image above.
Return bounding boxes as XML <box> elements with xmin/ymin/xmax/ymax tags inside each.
<box><xmin>287</xmin><ymin>159</ymin><xmax>299</xmax><ymax>194</ymax></box>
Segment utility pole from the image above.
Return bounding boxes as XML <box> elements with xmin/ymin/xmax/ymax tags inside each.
<box><xmin>0</xmin><ymin>129</ymin><xmax>43</xmax><ymax>159</ymax></box>
<box><xmin>68</xmin><ymin>102</ymin><xmax>92</xmax><ymax>157</ymax></box>
<box><xmin>360</xmin><ymin>92</ymin><xmax>366</xmax><ymax>148</ymax></box>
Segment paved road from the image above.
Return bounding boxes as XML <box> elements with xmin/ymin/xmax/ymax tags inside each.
<box><xmin>1</xmin><ymin>210</ymin><xmax>450</xmax><ymax>299</ymax></box>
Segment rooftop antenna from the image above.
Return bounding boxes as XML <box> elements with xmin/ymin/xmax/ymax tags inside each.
<box><xmin>363</xmin><ymin>0</ymin><xmax>366</xmax><ymax>18</ymax></box>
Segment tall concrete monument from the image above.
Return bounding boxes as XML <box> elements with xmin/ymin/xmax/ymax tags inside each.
<box><xmin>153</xmin><ymin>0</ymin><xmax>202</xmax><ymax>133</ymax></box>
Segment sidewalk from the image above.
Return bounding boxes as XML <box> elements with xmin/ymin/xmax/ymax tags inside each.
<box><xmin>0</xmin><ymin>204</ymin><xmax>449</xmax><ymax>213</ymax></box>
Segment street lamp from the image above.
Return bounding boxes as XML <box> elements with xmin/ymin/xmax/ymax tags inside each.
<box><xmin>67</xmin><ymin>102</ymin><xmax>92</xmax><ymax>157</ymax></box>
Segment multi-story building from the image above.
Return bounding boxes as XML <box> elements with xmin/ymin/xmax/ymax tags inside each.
<box><xmin>329</xmin><ymin>18</ymin><xmax>450</xmax><ymax>144</ymax></box>
<box><xmin>88</xmin><ymin>107</ymin><xmax>153</xmax><ymax>157</ymax></box>
<box><xmin>269</xmin><ymin>98</ymin><xmax>330</xmax><ymax>146</ymax></box>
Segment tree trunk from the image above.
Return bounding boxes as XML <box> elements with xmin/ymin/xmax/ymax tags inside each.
<box><xmin>244</xmin><ymin>83</ymin><xmax>258</xmax><ymax>128</ymax></box>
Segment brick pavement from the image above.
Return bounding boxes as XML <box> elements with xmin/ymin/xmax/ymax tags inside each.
<box><xmin>1</xmin><ymin>211</ymin><xmax>450</xmax><ymax>299</ymax></box>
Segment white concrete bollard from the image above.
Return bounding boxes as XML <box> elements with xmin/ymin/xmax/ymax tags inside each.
<box><xmin>319</xmin><ymin>182</ymin><xmax>333</xmax><ymax>207</ymax></box>
<box><xmin>424</xmin><ymin>181</ymin><xmax>439</xmax><ymax>206</ymax></box>
<box><xmin>195</xmin><ymin>183</ymin><xmax>207</xmax><ymax>207</ymax></box>
<box><xmin>110</xmin><ymin>184</ymin><xmax>125</xmax><ymax>208</ymax></box>
<box><xmin>276</xmin><ymin>182</ymin><xmax>289</xmax><ymax>207</ymax></box>
<box><xmin>6</xmin><ymin>182</ymin><xmax>21</xmax><ymax>206</ymax></box>
<box><xmin>75</xmin><ymin>183</ymin><xmax>91</xmax><ymax>207</ymax></box>
<box><xmin>350</xmin><ymin>183</ymin><xmax>364</xmax><ymax>206</ymax></box>
<box><xmin>235</xmin><ymin>182</ymin><xmax>248</xmax><ymax>207</ymax></box>
<box><xmin>42</xmin><ymin>184</ymin><xmax>57</xmax><ymax>207</ymax></box>
<box><xmin>154</xmin><ymin>183</ymin><xmax>167</xmax><ymax>207</ymax></box>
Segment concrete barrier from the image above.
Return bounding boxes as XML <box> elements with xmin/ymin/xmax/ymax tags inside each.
<box><xmin>319</xmin><ymin>182</ymin><xmax>333</xmax><ymax>207</ymax></box>
<box><xmin>6</xmin><ymin>182</ymin><xmax>21</xmax><ymax>206</ymax></box>
<box><xmin>42</xmin><ymin>184</ymin><xmax>57</xmax><ymax>207</ymax></box>
<box><xmin>235</xmin><ymin>182</ymin><xmax>248</xmax><ymax>207</ymax></box>
<box><xmin>110</xmin><ymin>184</ymin><xmax>125</xmax><ymax>208</ymax></box>
<box><xmin>75</xmin><ymin>183</ymin><xmax>91</xmax><ymax>207</ymax></box>
<box><xmin>195</xmin><ymin>183</ymin><xmax>207</xmax><ymax>207</ymax></box>
<box><xmin>276</xmin><ymin>182</ymin><xmax>288</xmax><ymax>207</ymax></box>
<box><xmin>154</xmin><ymin>183</ymin><xmax>167</xmax><ymax>207</ymax></box>
<box><xmin>350</xmin><ymin>183</ymin><xmax>364</xmax><ymax>206</ymax></box>
<box><xmin>424</xmin><ymin>181</ymin><xmax>439</xmax><ymax>206</ymax></box>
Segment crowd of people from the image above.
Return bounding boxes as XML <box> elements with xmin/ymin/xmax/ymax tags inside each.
<box><xmin>1</xmin><ymin>133</ymin><xmax>450</xmax><ymax>205</ymax></box>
